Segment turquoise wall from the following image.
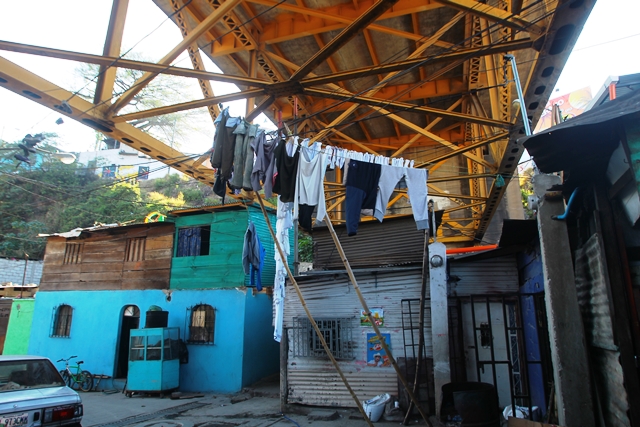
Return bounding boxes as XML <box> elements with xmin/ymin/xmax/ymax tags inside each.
<box><xmin>170</xmin><ymin>210</ymin><xmax>247</xmax><ymax>289</ymax></box>
<box><xmin>3</xmin><ymin>299</ymin><xmax>34</xmax><ymax>355</ymax></box>
<box><xmin>242</xmin><ymin>290</ymin><xmax>280</xmax><ymax>385</ymax></box>
<box><xmin>170</xmin><ymin>206</ymin><xmax>284</xmax><ymax>290</ymax></box>
<box><xmin>28</xmin><ymin>288</ymin><xmax>278</xmax><ymax>392</ymax></box>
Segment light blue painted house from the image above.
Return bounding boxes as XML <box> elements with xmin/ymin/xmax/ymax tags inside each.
<box><xmin>27</xmin><ymin>204</ymin><xmax>286</xmax><ymax>393</ymax></box>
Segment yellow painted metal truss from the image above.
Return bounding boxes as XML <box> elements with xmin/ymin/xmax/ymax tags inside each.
<box><xmin>0</xmin><ymin>0</ymin><xmax>595</xmax><ymax>244</ymax></box>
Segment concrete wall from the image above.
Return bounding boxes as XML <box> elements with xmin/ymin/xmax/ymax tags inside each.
<box><xmin>76</xmin><ymin>146</ymin><xmax>181</xmax><ymax>181</ymax></box>
<box><xmin>27</xmin><ymin>288</ymin><xmax>277</xmax><ymax>393</ymax></box>
<box><xmin>0</xmin><ymin>258</ymin><xmax>43</xmax><ymax>285</ymax></box>
<box><xmin>242</xmin><ymin>290</ymin><xmax>279</xmax><ymax>386</ymax></box>
<box><xmin>3</xmin><ymin>299</ymin><xmax>35</xmax><ymax>355</ymax></box>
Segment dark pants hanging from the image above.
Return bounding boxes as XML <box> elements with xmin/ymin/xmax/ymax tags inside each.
<box><xmin>345</xmin><ymin>160</ymin><xmax>381</xmax><ymax>236</ymax></box>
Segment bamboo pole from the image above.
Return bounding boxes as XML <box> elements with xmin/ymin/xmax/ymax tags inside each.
<box><xmin>324</xmin><ymin>218</ymin><xmax>433</xmax><ymax>427</ymax></box>
<box><xmin>403</xmin><ymin>229</ymin><xmax>429</xmax><ymax>425</ymax></box>
<box><xmin>255</xmin><ymin>193</ymin><xmax>375</xmax><ymax>427</ymax></box>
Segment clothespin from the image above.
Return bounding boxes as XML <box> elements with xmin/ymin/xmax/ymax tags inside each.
<box><xmin>283</xmin><ymin>122</ymin><xmax>293</xmax><ymax>136</ymax></box>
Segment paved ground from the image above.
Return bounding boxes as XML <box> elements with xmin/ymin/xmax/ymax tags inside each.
<box><xmin>79</xmin><ymin>376</ymin><xmax>438</xmax><ymax>427</ymax></box>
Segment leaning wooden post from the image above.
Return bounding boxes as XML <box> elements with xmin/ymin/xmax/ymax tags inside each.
<box><xmin>255</xmin><ymin>193</ymin><xmax>375</xmax><ymax>427</ymax></box>
<box><xmin>403</xmin><ymin>229</ymin><xmax>429</xmax><ymax>425</ymax></box>
<box><xmin>324</xmin><ymin>218</ymin><xmax>433</xmax><ymax>427</ymax></box>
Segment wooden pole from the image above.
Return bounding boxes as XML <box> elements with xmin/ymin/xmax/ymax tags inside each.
<box><xmin>323</xmin><ymin>218</ymin><xmax>433</xmax><ymax>426</ymax></box>
<box><xmin>403</xmin><ymin>229</ymin><xmax>429</xmax><ymax>425</ymax></box>
<box><xmin>255</xmin><ymin>193</ymin><xmax>375</xmax><ymax>427</ymax></box>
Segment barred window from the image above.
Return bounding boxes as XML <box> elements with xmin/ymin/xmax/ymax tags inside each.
<box><xmin>125</xmin><ymin>237</ymin><xmax>146</xmax><ymax>262</ymax></box>
<box><xmin>63</xmin><ymin>243</ymin><xmax>83</xmax><ymax>264</ymax></box>
<box><xmin>187</xmin><ymin>304</ymin><xmax>215</xmax><ymax>344</ymax></box>
<box><xmin>51</xmin><ymin>304</ymin><xmax>73</xmax><ymax>337</ymax></box>
<box><xmin>292</xmin><ymin>317</ymin><xmax>354</xmax><ymax>359</ymax></box>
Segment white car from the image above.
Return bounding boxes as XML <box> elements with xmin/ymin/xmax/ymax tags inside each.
<box><xmin>0</xmin><ymin>356</ymin><xmax>83</xmax><ymax>427</ymax></box>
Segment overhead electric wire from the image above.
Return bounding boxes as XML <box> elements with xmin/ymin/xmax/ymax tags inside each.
<box><xmin>78</xmin><ymin>0</ymin><xmax>289</xmax><ymax>120</ymax></box>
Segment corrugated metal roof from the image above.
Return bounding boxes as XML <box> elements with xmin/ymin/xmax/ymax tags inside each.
<box><xmin>313</xmin><ymin>216</ymin><xmax>426</xmax><ymax>269</ymax></box>
<box><xmin>38</xmin><ymin>221</ymin><xmax>172</xmax><ymax>239</ymax></box>
<box><xmin>522</xmin><ymin>89</ymin><xmax>640</xmax><ymax>174</ymax></box>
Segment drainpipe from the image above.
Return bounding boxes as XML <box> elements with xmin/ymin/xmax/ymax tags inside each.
<box><xmin>20</xmin><ymin>252</ymin><xmax>29</xmax><ymax>298</ymax></box>
<box><xmin>504</xmin><ymin>54</ymin><xmax>531</xmax><ymax>136</ymax></box>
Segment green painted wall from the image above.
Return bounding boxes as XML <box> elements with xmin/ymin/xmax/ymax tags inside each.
<box><xmin>170</xmin><ymin>206</ymin><xmax>283</xmax><ymax>290</ymax></box>
<box><xmin>3</xmin><ymin>299</ymin><xmax>34</xmax><ymax>355</ymax></box>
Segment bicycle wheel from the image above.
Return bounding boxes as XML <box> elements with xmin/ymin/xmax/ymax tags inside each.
<box><xmin>79</xmin><ymin>371</ymin><xmax>93</xmax><ymax>392</ymax></box>
<box><xmin>59</xmin><ymin>370</ymin><xmax>71</xmax><ymax>387</ymax></box>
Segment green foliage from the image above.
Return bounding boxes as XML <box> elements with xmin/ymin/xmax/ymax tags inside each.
<box><xmin>0</xmin><ymin>136</ymin><xmax>224</xmax><ymax>259</ymax></box>
<box><xmin>520</xmin><ymin>167</ymin><xmax>535</xmax><ymax>219</ymax></box>
<box><xmin>298</xmin><ymin>233</ymin><xmax>313</xmax><ymax>263</ymax></box>
<box><xmin>0</xmin><ymin>220</ymin><xmax>48</xmax><ymax>259</ymax></box>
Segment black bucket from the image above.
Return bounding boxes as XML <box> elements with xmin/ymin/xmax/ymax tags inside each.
<box><xmin>441</xmin><ymin>382</ymin><xmax>500</xmax><ymax>427</ymax></box>
<box><xmin>145</xmin><ymin>310</ymin><xmax>168</xmax><ymax>328</ymax></box>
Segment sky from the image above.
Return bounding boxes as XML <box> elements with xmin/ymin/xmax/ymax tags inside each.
<box><xmin>0</xmin><ymin>0</ymin><xmax>639</xmax><ymax>156</ymax></box>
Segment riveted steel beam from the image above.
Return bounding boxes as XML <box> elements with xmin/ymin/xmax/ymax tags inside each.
<box><xmin>170</xmin><ymin>0</ymin><xmax>220</xmax><ymax>122</ymax></box>
<box><xmin>94</xmin><ymin>0</ymin><xmax>129</xmax><ymax>106</ymax></box>
<box><xmin>0</xmin><ymin>41</ymin><xmax>268</xmax><ymax>88</ymax></box>
<box><xmin>432</xmin><ymin>0</ymin><xmax>544</xmax><ymax>35</ymax></box>
<box><xmin>305</xmin><ymin>87</ymin><xmax>510</xmax><ymax>128</ymax></box>
<box><xmin>300</xmin><ymin>38</ymin><xmax>532</xmax><ymax>87</ymax></box>
<box><xmin>0</xmin><ymin>56</ymin><xmax>214</xmax><ymax>184</ymax></box>
<box><xmin>108</xmin><ymin>0</ymin><xmax>243</xmax><ymax>115</ymax></box>
<box><xmin>111</xmin><ymin>89</ymin><xmax>265</xmax><ymax>123</ymax></box>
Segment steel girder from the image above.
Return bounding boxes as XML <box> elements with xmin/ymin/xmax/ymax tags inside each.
<box><xmin>0</xmin><ymin>0</ymin><xmax>596</xmax><ymax>243</ymax></box>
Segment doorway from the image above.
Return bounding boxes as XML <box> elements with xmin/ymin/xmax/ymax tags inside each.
<box><xmin>115</xmin><ymin>305</ymin><xmax>140</xmax><ymax>378</ymax></box>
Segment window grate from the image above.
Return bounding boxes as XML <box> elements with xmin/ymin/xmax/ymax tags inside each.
<box><xmin>63</xmin><ymin>243</ymin><xmax>83</xmax><ymax>264</ymax></box>
<box><xmin>186</xmin><ymin>304</ymin><xmax>215</xmax><ymax>344</ymax></box>
<box><xmin>51</xmin><ymin>304</ymin><xmax>73</xmax><ymax>337</ymax></box>
<box><xmin>125</xmin><ymin>237</ymin><xmax>146</xmax><ymax>262</ymax></box>
<box><xmin>292</xmin><ymin>317</ymin><xmax>354</xmax><ymax>359</ymax></box>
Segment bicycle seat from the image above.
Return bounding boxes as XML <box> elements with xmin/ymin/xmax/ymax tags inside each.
<box><xmin>78</xmin><ymin>361</ymin><xmax>84</xmax><ymax>364</ymax></box>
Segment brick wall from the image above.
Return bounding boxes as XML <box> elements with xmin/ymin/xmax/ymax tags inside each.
<box><xmin>0</xmin><ymin>258</ymin><xmax>43</xmax><ymax>285</ymax></box>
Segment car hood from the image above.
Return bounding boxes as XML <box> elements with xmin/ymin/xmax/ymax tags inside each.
<box><xmin>0</xmin><ymin>386</ymin><xmax>81</xmax><ymax>411</ymax></box>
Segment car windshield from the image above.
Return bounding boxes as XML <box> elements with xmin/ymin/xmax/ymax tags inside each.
<box><xmin>0</xmin><ymin>359</ymin><xmax>65</xmax><ymax>392</ymax></box>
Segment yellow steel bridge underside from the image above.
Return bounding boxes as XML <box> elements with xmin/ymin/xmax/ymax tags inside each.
<box><xmin>0</xmin><ymin>0</ymin><xmax>595</xmax><ymax>244</ymax></box>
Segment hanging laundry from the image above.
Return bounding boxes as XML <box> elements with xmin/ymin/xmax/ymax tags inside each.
<box><xmin>251</xmin><ymin>130</ymin><xmax>278</xmax><ymax>197</ymax></box>
<box><xmin>293</xmin><ymin>141</ymin><xmax>329</xmax><ymax>231</ymax></box>
<box><xmin>230</xmin><ymin>120</ymin><xmax>259</xmax><ymax>191</ymax></box>
<box><xmin>273</xmin><ymin>137</ymin><xmax>300</xmax><ymax>203</ymax></box>
<box><xmin>345</xmin><ymin>159</ymin><xmax>381</xmax><ymax>236</ymax></box>
<box><xmin>250</xmin><ymin>236</ymin><xmax>266</xmax><ymax>291</ymax></box>
<box><xmin>242</xmin><ymin>221</ymin><xmax>262</xmax><ymax>283</ymax></box>
<box><xmin>210</xmin><ymin>108</ymin><xmax>238</xmax><ymax>198</ymax></box>
<box><xmin>375</xmin><ymin>166</ymin><xmax>429</xmax><ymax>230</ymax></box>
<box><xmin>273</xmin><ymin>197</ymin><xmax>293</xmax><ymax>342</ymax></box>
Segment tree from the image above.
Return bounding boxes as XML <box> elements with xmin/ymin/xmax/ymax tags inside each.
<box><xmin>75</xmin><ymin>56</ymin><xmax>208</xmax><ymax>150</ymax></box>
<box><xmin>0</xmin><ymin>139</ymin><xmax>188</xmax><ymax>259</ymax></box>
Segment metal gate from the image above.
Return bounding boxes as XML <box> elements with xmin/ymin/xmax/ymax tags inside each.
<box><xmin>455</xmin><ymin>293</ymin><xmax>553</xmax><ymax>420</ymax></box>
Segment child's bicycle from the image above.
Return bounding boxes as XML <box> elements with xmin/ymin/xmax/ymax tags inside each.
<box><xmin>57</xmin><ymin>355</ymin><xmax>93</xmax><ymax>392</ymax></box>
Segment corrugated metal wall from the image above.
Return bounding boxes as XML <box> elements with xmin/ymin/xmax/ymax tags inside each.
<box><xmin>449</xmin><ymin>255</ymin><xmax>519</xmax><ymax>295</ymax></box>
<box><xmin>313</xmin><ymin>217</ymin><xmax>426</xmax><ymax>269</ymax></box>
<box><xmin>575</xmin><ymin>234</ymin><xmax>631</xmax><ymax>427</ymax></box>
<box><xmin>284</xmin><ymin>254</ymin><xmax>520</xmax><ymax>407</ymax></box>
<box><xmin>284</xmin><ymin>268</ymin><xmax>427</xmax><ymax>407</ymax></box>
